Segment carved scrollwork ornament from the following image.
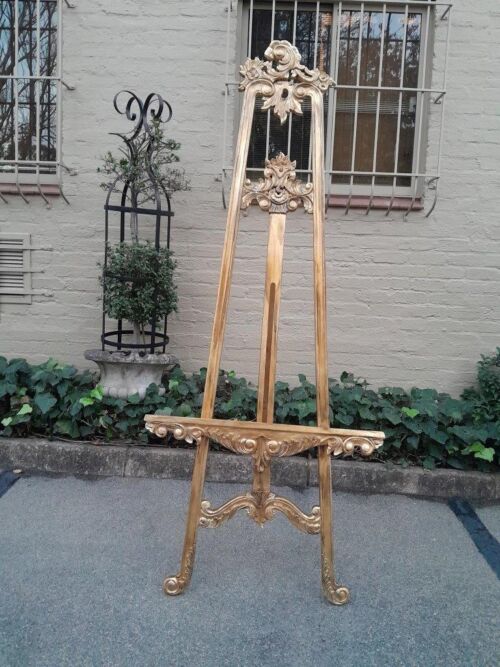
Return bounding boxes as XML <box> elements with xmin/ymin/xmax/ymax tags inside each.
<box><xmin>239</xmin><ymin>40</ymin><xmax>334</xmax><ymax>124</ymax></box>
<box><xmin>199</xmin><ymin>491</ymin><xmax>321</xmax><ymax>534</ymax></box>
<box><xmin>146</xmin><ymin>420</ymin><xmax>383</xmax><ymax>463</ymax></box>
<box><xmin>325</xmin><ymin>435</ymin><xmax>384</xmax><ymax>458</ymax></box>
<box><xmin>321</xmin><ymin>554</ymin><xmax>350</xmax><ymax>606</ymax></box>
<box><xmin>241</xmin><ymin>153</ymin><xmax>314</xmax><ymax>214</ymax></box>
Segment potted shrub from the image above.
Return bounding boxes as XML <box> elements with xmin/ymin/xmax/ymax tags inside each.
<box><xmin>85</xmin><ymin>91</ymin><xmax>189</xmax><ymax>399</ymax></box>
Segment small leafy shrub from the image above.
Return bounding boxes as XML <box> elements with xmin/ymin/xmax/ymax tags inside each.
<box><xmin>0</xmin><ymin>355</ymin><xmax>498</xmax><ymax>472</ymax></box>
<box><xmin>462</xmin><ymin>348</ymin><xmax>500</xmax><ymax>424</ymax></box>
<box><xmin>99</xmin><ymin>125</ymin><xmax>190</xmax><ymax>208</ymax></box>
<box><xmin>101</xmin><ymin>242</ymin><xmax>177</xmax><ymax>344</ymax></box>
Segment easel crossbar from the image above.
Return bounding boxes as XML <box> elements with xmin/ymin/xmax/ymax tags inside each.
<box><xmin>145</xmin><ymin>415</ymin><xmax>384</xmax><ymax>460</ymax></box>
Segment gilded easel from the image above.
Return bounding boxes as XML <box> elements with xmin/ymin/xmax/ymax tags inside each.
<box><xmin>145</xmin><ymin>41</ymin><xmax>384</xmax><ymax>604</ymax></box>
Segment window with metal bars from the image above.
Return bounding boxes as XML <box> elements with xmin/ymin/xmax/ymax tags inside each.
<box><xmin>224</xmin><ymin>1</ymin><xmax>451</xmax><ymax>215</ymax></box>
<box><xmin>0</xmin><ymin>0</ymin><xmax>61</xmax><ymax>192</ymax></box>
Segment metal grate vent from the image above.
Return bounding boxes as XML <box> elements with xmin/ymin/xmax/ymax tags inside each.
<box><xmin>0</xmin><ymin>234</ymin><xmax>32</xmax><ymax>303</ymax></box>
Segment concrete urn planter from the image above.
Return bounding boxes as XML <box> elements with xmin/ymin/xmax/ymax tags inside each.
<box><xmin>84</xmin><ymin>349</ymin><xmax>178</xmax><ymax>399</ymax></box>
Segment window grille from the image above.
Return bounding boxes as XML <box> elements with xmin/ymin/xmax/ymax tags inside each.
<box><xmin>222</xmin><ymin>0</ymin><xmax>452</xmax><ymax>216</ymax></box>
<box><xmin>0</xmin><ymin>0</ymin><xmax>69</xmax><ymax>201</ymax></box>
<box><xmin>0</xmin><ymin>233</ymin><xmax>32</xmax><ymax>303</ymax></box>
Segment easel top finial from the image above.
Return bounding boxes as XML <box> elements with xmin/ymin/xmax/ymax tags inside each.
<box><xmin>239</xmin><ymin>40</ymin><xmax>335</xmax><ymax>124</ymax></box>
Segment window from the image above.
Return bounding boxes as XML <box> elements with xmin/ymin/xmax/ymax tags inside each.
<box><xmin>224</xmin><ymin>1</ymin><xmax>451</xmax><ymax>214</ymax></box>
<box><xmin>0</xmin><ymin>0</ymin><xmax>61</xmax><ymax>190</ymax></box>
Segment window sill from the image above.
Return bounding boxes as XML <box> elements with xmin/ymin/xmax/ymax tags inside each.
<box><xmin>0</xmin><ymin>184</ymin><xmax>62</xmax><ymax>197</ymax></box>
<box><xmin>327</xmin><ymin>195</ymin><xmax>424</xmax><ymax>211</ymax></box>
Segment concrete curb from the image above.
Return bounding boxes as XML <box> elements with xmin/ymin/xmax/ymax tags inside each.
<box><xmin>0</xmin><ymin>437</ymin><xmax>498</xmax><ymax>501</ymax></box>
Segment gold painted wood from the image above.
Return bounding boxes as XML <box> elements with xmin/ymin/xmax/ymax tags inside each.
<box><xmin>144</xmin><ymin>40</ymin><xmax>385</xmax><ymax>605</ymax></box>
<box><xmin>199</xmin><ymin>493</ymin><xmax>321</xmax><ymax>534</ymax></box>
<box><xmin>145</xmin><ymin>416</ymin><xmax>384</xmax><ymax>461</ymax></box>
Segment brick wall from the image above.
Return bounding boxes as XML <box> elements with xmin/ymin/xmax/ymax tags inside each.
<box><xmin>0</xmin><ymin>0</ymin><xmax>499</xmax><ymax>396</ymax></box>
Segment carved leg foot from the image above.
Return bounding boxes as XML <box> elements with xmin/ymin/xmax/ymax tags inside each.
<box><xmin>318</xmin><ymin>446</ymin><xmax>350</xmax><ymax>606</ymax></box>
<box><xmin>321</xmin><ymin>555</ymin><xmax>350</xmax><ymax>605</ymax></box>
<box><xmin>163</xmin><ymin>546</ymin><xmax>195</xmax><ymax>596</ymax></box>
<box><xmin>163</xmin><ymin>438</ymin><xmax>209</xmax><ymax>597</ymax></box>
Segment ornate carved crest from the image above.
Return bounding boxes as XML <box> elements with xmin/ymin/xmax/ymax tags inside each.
<box><xmin>241</xmin><ymin>153</ymin><xmax>314</xmax><ymax>214</ymax></box>
<box><xmin>239</xmin><ymin>40</ymin><xmax>334</xmax><ymax>124</ymax></box>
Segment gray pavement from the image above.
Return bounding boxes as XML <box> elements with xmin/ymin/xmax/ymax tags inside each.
<box><xmin>0</xmin><ymin>475</ymin><xmax>498</xmax><ymax>667</ymax></box>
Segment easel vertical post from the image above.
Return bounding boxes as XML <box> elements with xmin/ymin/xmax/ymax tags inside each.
<box><xmin>310</xmin><ymin>88</ymin><xmax>349</xmax><ymax>604</ymax></box>
<box><xmin>253</xmin><ymin>212</ymin><xmax>286</xmax><ymax>500</ymax></box>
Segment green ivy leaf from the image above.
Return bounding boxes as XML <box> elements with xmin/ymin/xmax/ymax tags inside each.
<box><xmin>382</xmin><ymin>407</ymin><xmax>401</xmax><ymax>425</ymax></box>
<box><xmin>177</xmin><ymin>403</ymin><xmax>193</xmax><ymax>417</ymax></box>
<box><xmin>34</xmin><ymin>393</ymin><xmax>57</xmax><ymax>414</ymax></box>
<box><xmin>474</xmin><ymin>447</ymin><xmax>495</xmax><ymax>463</ymax></box>
<box><xmin>155</xmin><ymin>407</ymin><xmax>172</xmax><ymax>416</ymax></box>
<box><xmin>90</xmin><ymin>386</ymin><xmax>103</xmax><ymax>400</ymax></box>
<box><xmin>401</xmin><ymin>407</ymin><xmax>420</xmax><ymax>419</ymax></box>
<box><xmin>428</xmin><ymin>443</ymin><xmax>444</xmax><ymax>460</ymax></box>
<box><xmin>358</xmin><ymin>406</ymin><xmax>376</xmax><ymax>421</ymax></box>
<box><xmin>0</xmin><ymin>381</ymin><xmax>17</xmax><ymax>398</ymax></box>
<box><xmin>79</xmin><ymin>396</ymin><xmax>94</xmax><ymax>407</ymax></box>
<box><xmin>422</xmin><ymin>456</ymin><xmax>436</xmax><ymax>470</ymax></box>
<box><xmin>421</xmin><ymin>423</ymin><xmax>448</xmax><ymax>444</ymax></box>
<box><xmin>335</xmin><ymin>412</ymin><xmax>354</xmax><ymax>426</ymax></box>
<box><xmin>17</xmin><ymin>403</ymin><xmax>33</xmax><ymax>416</ymax></box>
<box><xmin>405</xmin><ymin>435</ymin><xmax>420</xmax><ymax>450</ymax></box>
<box><xmin>54</xmin><ymin>419</ymin><xmax>79</xmax><ymax>438</ymax></box>
<box><xmin>1</xmin><ymin>417</ymin><xmax>13</xmax><ymax>427</ymax></box>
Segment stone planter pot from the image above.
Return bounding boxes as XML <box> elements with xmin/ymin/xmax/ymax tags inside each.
<box><xmin>84</xmin><ymin>349</ymin><xmax>178</xmax><ymax>399</ymax></box>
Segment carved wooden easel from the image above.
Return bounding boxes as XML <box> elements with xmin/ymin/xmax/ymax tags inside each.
<box><xmin>145</xmin><ymin>41</ymin><xmax>384</xmax><ymax>604</ymax></box>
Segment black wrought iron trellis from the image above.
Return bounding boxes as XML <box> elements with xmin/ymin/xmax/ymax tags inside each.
<box><xmin>101</xmin><ymin>91</ymin><xmax>174</xmax><ymax>354</ymax></box>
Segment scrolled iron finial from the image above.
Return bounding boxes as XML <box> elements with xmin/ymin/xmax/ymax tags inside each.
<box><xmin>113</xmin><ymin>90</ymin><xmax>173</xmax><ymax>141</ymax></box>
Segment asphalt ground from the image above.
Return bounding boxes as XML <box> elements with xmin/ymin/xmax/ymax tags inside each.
<box><xmin>0</xmin><ymin>474</ymin><xmax>498</xmax><ymax>667</ymax></box>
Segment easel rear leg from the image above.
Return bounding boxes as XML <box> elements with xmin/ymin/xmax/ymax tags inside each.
<box><xmin>318</xmin><ymin>446</ymin><xmax>350</xmax><ymax>605</ymax></box>
<box><xmin>163</xmin><ymin>437</ymin><xmax>209</xmax><ymax>595</ymax></box>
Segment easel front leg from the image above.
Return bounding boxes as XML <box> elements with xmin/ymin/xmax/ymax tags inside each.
<box><xmin>163</xmin><ymin>437</ymin><xmax>209</xmax><ymax>595</ymax></box>
<box><xmin>318</xmin><ymin>446</ymin><xmax>350</xmax><ymax>605</ymax></box>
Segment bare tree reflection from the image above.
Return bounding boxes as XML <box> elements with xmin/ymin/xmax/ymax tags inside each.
<box><xmin>248</xmin><ymin>5</ymin><xmax>423</xmax><ymax>189</ymax></box>
<box><xmin>0</xmin><ymin>0</ymin><xmax>58</xmax><ymax>174</ymax></box>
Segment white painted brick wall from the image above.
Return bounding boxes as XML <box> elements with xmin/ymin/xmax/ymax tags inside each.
<box><xmin>0</xmin><ymin>0</ymin><xmax>499</xmax><ymax>396</ymax></box>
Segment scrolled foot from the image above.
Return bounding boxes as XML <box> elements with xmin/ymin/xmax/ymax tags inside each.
<box><xmin>321</xmin><ymin>553</ymin><xmax>350</xmax><ymax>605</ymax></box>
<box><xmin>162</xmin><ymin>546</ymin><xmax>195</xmax><ymax>596</ymax></box>
<box><xmin>163</xmin><ymin>575</ymin><xmax>188</xmax><ymax>596</ymax></box>
<box><xmin>163</xmin><ymin>573</ymin><xmax>192</xmax><ymax>596</ymax></box>
<box><xmin>322</xmin><ymin>581</ymin><xmax>350</xmax><ymax>606</ymax></box>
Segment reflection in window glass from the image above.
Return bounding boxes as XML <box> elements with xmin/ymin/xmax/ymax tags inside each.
<box><xmin>334</xmin><ymin>10</ymin><xmax>421</xmax><ymax>186</ymax></box>
<box><xmin>247</xmin><ymin>4</ymin><xmax>423</xmax><ymax>191</ymax></box>
<box><xmin>248</xmin><ymin>7</ymin><xmax>331</xmax><ymax>171</ymax></box>
<box><xmin>0</xmin><ymin>0</ymin><xmax>58</xmax><ymax>174</ymax></box>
